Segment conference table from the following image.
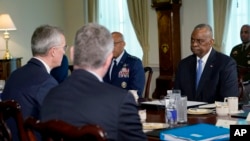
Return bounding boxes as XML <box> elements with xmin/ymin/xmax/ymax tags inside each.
<box><xmin>138</xmin><ymin>99</ymin><xmax>244</xmax><ymax>141</ymax></box>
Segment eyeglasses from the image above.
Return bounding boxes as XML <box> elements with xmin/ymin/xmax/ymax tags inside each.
<box><xmin>54</xmin><ymin>45</ymin><xmax>68</xmax><ymax>51</ymax></box>
<box><xmin>62</xmin><ymin>45</ymin><xmax>68</xmax><ymax>51</ymax></box>
<box><xmin>191</xmin><ymin>38</ymin><xmax>208</xmax><ymax>45</ymax></box>
<box><xmin>114</xmin><ymin>41</ymin><xmax>123</xmax><ymax>45</ymax></box>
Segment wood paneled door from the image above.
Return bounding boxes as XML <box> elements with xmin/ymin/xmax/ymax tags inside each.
<box><xmin>151</xmin><ymin>0</ymin><xmax>182</xmax><ymax>99</ymax></box>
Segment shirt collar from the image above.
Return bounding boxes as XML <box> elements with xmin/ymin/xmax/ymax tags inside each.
<box><xmin>243</xmin><ymin>42</ymin><xmax>250</xmax><ymax>48</ymax></box>
<box><xmin>33</xmin><ymin>57</ymin><xmax>51</xmax><ymax>73</ymax></box>
<box><xmin>197</xmin><ymin>47</ymin><xmax>212</xmax><ymax>64</ymax></box>
<box><xmin>86</xmin><ymin>70</ymin><xmax>103</xmax><ymax>82</ymax></box>
<box><xmin>113</xmin><ymin>50</ymin><xmax>124</xmax><ymax>63</ymax></box>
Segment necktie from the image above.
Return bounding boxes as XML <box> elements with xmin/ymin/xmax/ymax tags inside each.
<box><xmin>196</xmin><ymin>59</ymin><xmax>203</xmax><ymax>89</ymax></box>
<box><xmin>111</xmin><ymin>60</ymin><xmax>117</xmax><ymax>80</ymax></box>
<box><xmin>243</xmin><ymin>44</ymin><xmax>247</xmax><ymax>50</ymax></box>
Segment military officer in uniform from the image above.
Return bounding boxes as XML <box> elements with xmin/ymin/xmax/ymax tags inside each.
<box><xmin>103</xmin><ymin>31</ymin><xmax>145</xmax><ymax>98</ymax></box>
<box><xmin>230</xmin><ymin>24</ymin><xmax>250</xmax><ymax>102</ymax></box>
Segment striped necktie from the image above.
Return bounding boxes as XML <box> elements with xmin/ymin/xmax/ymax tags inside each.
<box><xmin>196</xmin><ymin>59</ymin><xmax>203</xmax><ymax>89</ymax></box>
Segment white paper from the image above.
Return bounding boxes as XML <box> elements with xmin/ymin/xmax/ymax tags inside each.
<box><xmin>246</xmin><ymin>113</ymin><xmax>250</xmax><ymax>121</ymax></box>
<box><xmin>141</xmin><ymin>99</ymin><xmax>207</xmax><ymax>108</ymax></box>
<box><xmin>216</xmin><ymin>119</ymin><xmax>237</xmax><ymax>128</ymax></box>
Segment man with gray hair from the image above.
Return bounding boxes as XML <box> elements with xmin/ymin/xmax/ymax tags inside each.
<box><xmin>2</xmin><ymin>24</ymin><xmax>66</xmax><ymax>141</ymax></box>
<box><xmin>41</xmin><ymin>23</ymin><xmax>147</xmax><ymax>141</ymax></box>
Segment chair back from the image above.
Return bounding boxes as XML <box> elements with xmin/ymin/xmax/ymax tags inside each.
<box><xmin>237</xmin><ymin>65</ymin><xmax>250</xmax><ymax>102</ymax></box>
<box><xmin>24</xmin><ymin>117</ymin><xmax>108</xmax><ymax>141</ymax></box>
<box><xmin>0</xmin><ymin>99</ymin><xmax>28</xmax><ymax>141</ymax></box>
<box><xmin>143</xmin><ymin>66</ymin><xmax>153</xmax><ymax>100</ymax></box>
<box><xmin>68</xmin><ymin>65</ymin><xmax>73</xmax><ymax>73</ymax></box>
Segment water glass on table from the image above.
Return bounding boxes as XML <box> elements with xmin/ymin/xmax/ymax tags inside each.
<box><xmin>176</xmin><ymin>95</ymin><xmax>187</xmax><ymax>123</ymax></box>
<box><xmin>224</xmin><ymin>97</ymin><xmax>238</xmax><ymax>114</ymax></box>
<box><xmin>168</xmin><ymin>89</ymin><xmax>187</xmax><ymax>123</ymax></box>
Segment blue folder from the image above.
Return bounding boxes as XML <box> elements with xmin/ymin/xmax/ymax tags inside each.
<box><xmin>160</xmin><ymin>123</ymin><xmax>229</xmax><ymax>141</ymax></box>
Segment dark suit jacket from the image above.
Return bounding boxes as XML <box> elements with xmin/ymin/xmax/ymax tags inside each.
<box><xmin>51</xmin><ymin>55</ymin><xmax>69</xmax><ymax>83</ymax></box>
<box><xmin>41</xmin><ymin>69</ymin><xmax>147</xmax><ymax>141</ymax></box>
<box><xmin>1</xmin><ymin>58</ymin><xmax>58</xmax><ymax>141</ymax></box>
<box><xmin>174</xmin><ymin>48</ymin><xmax>239</xmax><ymax>103</ymax></box>
<box><xmin>103</xmin><ymin>51</ymin><xmax>145</xmax><ymax>97</ymax></box>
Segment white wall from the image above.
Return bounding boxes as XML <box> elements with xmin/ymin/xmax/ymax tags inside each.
<box><xmin>0</xmin><ymin>0</ymin><xmax>65</xmax><ymax>64</ymax></box>
<box><xmin>64</xmin><ymin>0</ymin><xmax>85</xmax><ymax>64</ymax></box>
<box><xmin>0</xmin><ymin>0</ymin><xmax>211</xmax><ymax>98</ymax></box>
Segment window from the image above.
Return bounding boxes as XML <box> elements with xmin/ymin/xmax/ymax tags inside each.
<box><xmin>97</xmin><ymin>0</ymin><xmax>143</xmax><ymax>60</ymax></box>
<box><xmin>224</xmin><ymin>0</ymin><xmax>250</xmax><ymax>55</ymax></box>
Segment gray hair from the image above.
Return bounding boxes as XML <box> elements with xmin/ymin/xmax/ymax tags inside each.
<box><xmin>194</xmin><ymin>23</ymin><xmax>213</xmax><ymax>38</ymax></box>
<box><xmin>31</xmin><ymin>25</ymin><xmax>64</xmax><ymax>56</ymax></box>
<box><xmin>73</xmin><ymin>23</ymin><xmax>113</xmax><ymax>69</ymax></box>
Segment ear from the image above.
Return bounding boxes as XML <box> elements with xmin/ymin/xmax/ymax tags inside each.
<box><xmin>210</xmin><ymin>38</ymin><xmax>215</xmax><ymax>46</ymax></box>
<box><xmin>50</xmin><ymin>47</ymin><xmax>56</xmax><ymax>57</ymax></box>
<box><xmin>69</xmin><ymin>46</ymin><xmax>74</xmax><ymax>63</ymax></box>
<box><xmin>122</xmin><ymin>41</ymin><xmax>126</xmax><ymax>47</ymax></box>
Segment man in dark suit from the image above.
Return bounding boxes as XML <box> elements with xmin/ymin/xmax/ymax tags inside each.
<box><xmin>51</xmin><ymin>54</ymin><xmax>69</xmax><ymax>83</ymax></box>
<box><xmin>174</xmin><ymin>23</ymin><xmax>238</xmax><ymax>103</ymax></box>
<box><xmin>1</xmin><ymin>25</ymin><xmax>66</xmax><ymax>141</ymax></box>
<box><xmin>41</xmin><ymin>23</ymin><xmax>147</xmax><ymax>141</ymax></box>
<box><xmin>103</xmin><ymin>31</ymin><xmax>145</xmax><ymax>98</ymax></box>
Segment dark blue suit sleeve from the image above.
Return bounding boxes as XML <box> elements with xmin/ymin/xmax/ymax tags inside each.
<box><xmin>118</xmin><ymin>92</ymin><xmax>147</xmax><ymax>141</ymax></box>
<box><xmin>219</xmin><ymin>58</ymin><xmax>239</xmax><ymax>98</ymax></box>
<box><xmin>128</xmin><ymin>59</ymin><xmax>145</xmax><ymax>97</ymax></box>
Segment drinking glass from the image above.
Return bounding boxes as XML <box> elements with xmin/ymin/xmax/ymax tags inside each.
<box><xmin>176</xmin><ymin>96</ymin><xmax>187</xmax><ymax>123</ymax></box>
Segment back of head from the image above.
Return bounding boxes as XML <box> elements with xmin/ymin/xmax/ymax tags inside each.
<box><xmin>73</xmin><ymin>23</ymin><xmax>113</xmax><ymax>69</ymax></box>
<box><xmin>31</xmin><ymin>25</ymin><xmax>64</xmax><ymax>56</ymax></box>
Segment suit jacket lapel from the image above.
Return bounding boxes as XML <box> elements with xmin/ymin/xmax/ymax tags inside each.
<box><xmin>110</xmin><ymin>51</ymin><xmax>128</xmax><ymax>82</ymax></box>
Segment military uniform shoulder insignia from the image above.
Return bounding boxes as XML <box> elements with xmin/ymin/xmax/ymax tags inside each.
<box><xmin>232</xmin><ymin>51</ymin><xmax>238</xmax><ymax>56</ymax></box>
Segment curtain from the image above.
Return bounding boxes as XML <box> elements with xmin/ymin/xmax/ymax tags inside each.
<box><xmin>127</xmin><ymin>0</ymin><xmax>149</xmax><ymax>66</ymax></box>
<box><xmin>220</xmin><ymin>0</ymin><xmax>233</xmax><ymax>53</ymax></box>
<box><xmin>97</xmin><ymin>0</ymin><xmax>143</xmax><ymax>60</ymax></box>
<box><xmin>224</xmin><ymin>0</ymin><xmax>250</xmax><ymax>55</ymax></box>
<box><xmin>83</xmin><ymin>0</ymin><xmax>98</xmax><ymax>23</ymax></box>
<box><xmin>213</xmin><ymin>0</ymin><xmax>231</xmax><ymax>52</ymax></box>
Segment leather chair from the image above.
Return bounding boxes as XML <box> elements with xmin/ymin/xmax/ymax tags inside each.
<box><xmin>24</xmin><ymin>117</ymin><xmax>108</xmax><ymax>141</ymax></box>
<box><xmin>237</xmin><ymin>65</ymin><xmax>250</xmax><ymax>102</ymax></box>
<box><xmin>0</xmin><ymin>99</ymin><xmax>28</xmax><ymax>141</ymax></box>
<box><xmin>143</xmin><ymin>66</ymin><xmax>153</xmax><ymax>100</ymax></box>
<box><xmin>68</xmin><ymin>65</ymin><xmax>73</xmax><ymax>73</ymax></box>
